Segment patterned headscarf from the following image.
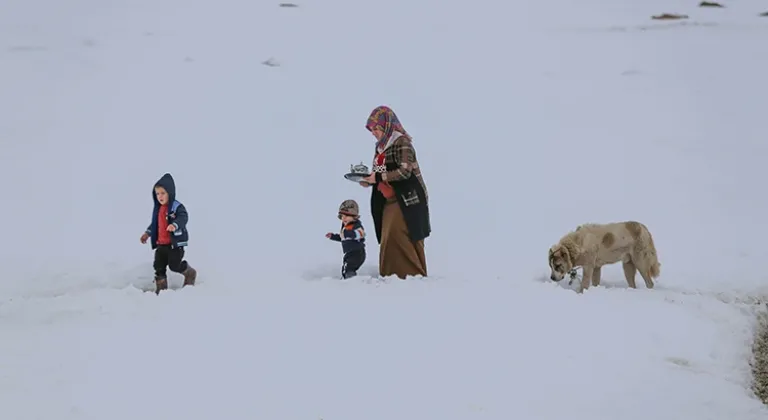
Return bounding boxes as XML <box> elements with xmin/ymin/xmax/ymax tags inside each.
<box><xmin>365</xmin><ymin>105</ymin><xmax>412</xmax><ymax>152</ymax></box>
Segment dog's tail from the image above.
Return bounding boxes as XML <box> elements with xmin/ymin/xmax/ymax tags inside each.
<box><xmin>650</xmin><ymin>259</ymin><xmax>661</xmax><ymax>279</ymax></box>
<box><xmin>646</xmin><ymin>228</ymin><xmax>661</xmax><ymax>279</ymax></box>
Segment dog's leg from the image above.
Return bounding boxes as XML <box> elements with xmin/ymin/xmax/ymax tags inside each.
<box><xmin>592</xmin><ymin>265</ymin><xmax>602</xmax><ymax>287</ymax></box>
<box><xmin>639</xmin><ymin>268</ymin><xmax>655</xmax><ymax>289</ymax></box>
<box><xmin>580</xmin><ymin>264</ymin><xmax>593</xmax><ymax>293</ymax></box>
<box><xmin>622</xmin><ymin>260</ymin><xmax>637</xmax><ymax>288</ymax></box>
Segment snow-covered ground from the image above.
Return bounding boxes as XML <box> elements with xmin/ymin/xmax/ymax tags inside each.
<box><xmin>2</xmin><ymin>0</ymin><xmax>768</xmax><ymax>418</ymax></box>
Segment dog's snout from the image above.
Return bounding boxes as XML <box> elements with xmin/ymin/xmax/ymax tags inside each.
<box><xmin>550</xmin><ymin>274</ymin><xmax>560</xmax><ymax>281</ymax></box>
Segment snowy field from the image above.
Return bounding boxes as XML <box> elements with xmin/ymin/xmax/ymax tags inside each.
<box><xmin>3</xmin><ymin>0</ymin><xmax>768</xmax><ymax>418</ymax></box>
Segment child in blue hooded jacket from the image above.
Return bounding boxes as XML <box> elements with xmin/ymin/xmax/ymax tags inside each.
<box><xmin>140</xmin><ymin>173</ymin><xmax>197</xmax><ymax>294</ymax></box>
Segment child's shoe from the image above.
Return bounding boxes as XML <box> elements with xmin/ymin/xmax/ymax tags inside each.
<box><xmin>183</xmin><ymin>265</ymin><xmax>197</xmax><ymax>286</ymax></box>
<box><xmin>155</xmin><ymin>277</ymin><xmax>168</xmax><ymax>294</ymax></box>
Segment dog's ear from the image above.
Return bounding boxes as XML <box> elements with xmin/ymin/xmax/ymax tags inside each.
<box><xmin>548</xmin><ymin>247</ymin><xmax>556</xmax><ymax>264</ymax></box>
<box><xmin>561</xmin><ymin>246</ymin><xmax>571</xmax><ymax>266</ymax></box>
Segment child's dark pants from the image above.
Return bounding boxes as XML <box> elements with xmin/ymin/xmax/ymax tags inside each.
<box><xmin>153</xmin><ymin>244</ymin><xmax>189</xmax><ymax>279</ymax></box>
<box><xmin>342</xmin><ymin>249</ymin><xmax>366</xmax><ymax>279</ymax></box>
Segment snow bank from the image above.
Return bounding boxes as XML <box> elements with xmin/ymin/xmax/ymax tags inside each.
<box><xmin>2</xmin><ymin>277</ymin><xmax>768</xmax><ymax>419</ymax></box>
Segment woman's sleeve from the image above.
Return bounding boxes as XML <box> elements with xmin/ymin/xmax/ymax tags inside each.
<box><xmin>376</xmin><ymin>139</ymin><xmax>417</xmax><ymax>183</ymax></box>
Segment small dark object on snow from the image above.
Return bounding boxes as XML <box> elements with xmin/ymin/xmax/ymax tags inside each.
<box><xmin>279</xmin><ymin>3</ymin><xmax>299</xmax><ymax>7</ymax></box>
<box><xmin>651</xmin><ymin>13</ymin><xmax>689</xmax><ymax>20</ymax></box>
<box><xmin>760</xmin><ymin>11</ymin><xmax>768</xmax><ymax>17</ymax></box>
<box><xmin>699</xmin><ymin>1</ymin><xmax>724</xmax><ymax>7</ymax></box>
<box><xmin>262</xmin><ymin>58</ymin><xmax>280</xmax><ymax>67</ymax></box>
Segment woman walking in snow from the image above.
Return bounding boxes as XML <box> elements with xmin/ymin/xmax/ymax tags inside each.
<box><xmin>359</xmin><ymin>105</ymin><xmax>431</xmax><ymax>279</ymax></box>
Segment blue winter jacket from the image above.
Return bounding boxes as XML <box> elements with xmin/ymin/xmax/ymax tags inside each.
<box><xmin>145</xmin><ymin>173</ymin><xmax>189</xmax><ymax>249</ymax></box>
<box><xmin>328</xmin><ymin>219</ymin><xmax>366</xmax><ymax>254</ymax></box>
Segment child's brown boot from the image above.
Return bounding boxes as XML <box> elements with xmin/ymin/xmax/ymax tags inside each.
<box><xmin>155</xmin><ymin>277</ymin><xmax>168</xmax><ymax>294</ymax></box>
<box><xmin>182</xmin><ymin>265</ymin><xmax>197</xmax><ymax>286</ymax></box>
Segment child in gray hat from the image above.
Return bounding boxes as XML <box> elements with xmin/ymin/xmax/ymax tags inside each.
<box><xmin>326</xmin><ymin>199</ymin><xmax>367</xmax><ymax>279</ymax></box>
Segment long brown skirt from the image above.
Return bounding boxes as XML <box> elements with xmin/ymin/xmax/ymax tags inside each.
<box><xmin>379</xmin><ymin>197</ymin><xmax>427</xmax><ymax>279</ymax></box>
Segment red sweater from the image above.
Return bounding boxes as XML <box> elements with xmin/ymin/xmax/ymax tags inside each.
<box><xmin>157</xmin><ymin>204</ymin><xmax>171</xmax><ymax>245</ymax></box>
<box><xmin>374</xmin><ymin>152</ymin><xmax>395</xmax><ymax>199</ymax></box>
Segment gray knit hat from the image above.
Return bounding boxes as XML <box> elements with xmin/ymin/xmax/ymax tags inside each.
<box><xmin>338</xmin><ymin>199</ymin><xmax>360</xmax><ymax>219</ymax></box>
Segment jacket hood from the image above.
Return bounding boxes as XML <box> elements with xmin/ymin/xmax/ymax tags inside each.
<box><xmin>153</xmin><ymin>173</ymin><xmax>176</xmax><ymax>206</ymax></box>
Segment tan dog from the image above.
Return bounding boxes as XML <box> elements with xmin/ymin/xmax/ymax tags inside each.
<box><xmin>548</xmin><ymin>221</ymin><xmax>661</xmax><ymax>292</ymax></box>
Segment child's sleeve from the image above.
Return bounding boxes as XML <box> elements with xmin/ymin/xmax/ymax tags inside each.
<box><xmin>328</xmin><ymin>233</ymin><xmax>341</xmax><ymax>241</ymax></box>
<box><xmin>145</xmin><ymin>215</ymin><xmax>154</xmax><ymax>234</ymax></box>
<box><xmin>172</xmin><ymin>204</ymin><xmax>188</xmax><ymax>230</ymax></box>
<box><xmin>342</xmin><ymin>221</ymin><xmax>365</xmax><ymax>241</ymax></box>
